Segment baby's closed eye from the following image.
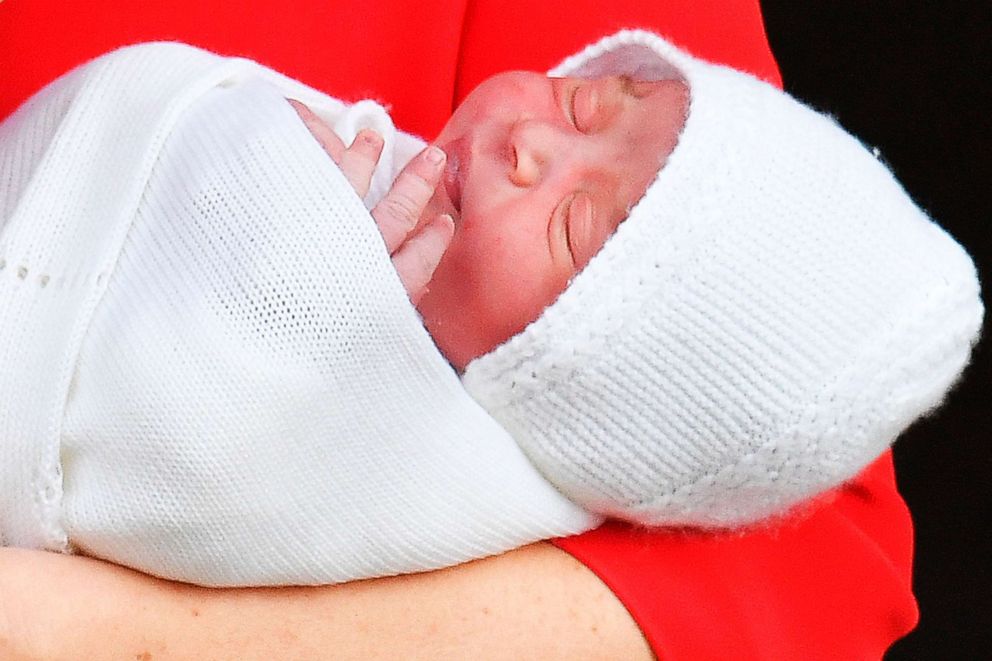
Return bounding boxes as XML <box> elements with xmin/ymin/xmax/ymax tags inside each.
<box><xmin>568</xmin><ymin>84</ymin><xmax>600</xmax><ymax>133</ymax></box>
<box><xmin>551</xmin><ymin>192</ymin><xmax>595</xmax><ymax>268</ymax></box>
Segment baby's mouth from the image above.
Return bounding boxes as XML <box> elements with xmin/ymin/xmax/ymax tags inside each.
<box><xmin>441</xmin><ymin>138</ymin><xmax>467</xmax><ymax>214</ymax></box>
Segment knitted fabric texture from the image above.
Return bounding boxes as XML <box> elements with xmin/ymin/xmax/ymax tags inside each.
<box><xmin>463</xmin><ymin>30</ymin><xmax>984</xmax><ymax>526</ymax></box>
<box><xmin>0</xmin><ymin>43</ymin><xmax>597</xmax><ymax>586</ymax></box>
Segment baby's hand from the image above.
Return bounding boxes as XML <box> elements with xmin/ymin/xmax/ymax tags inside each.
<box><xmin>288</xmin><ymin>99</ymin><xmax>453</xmax><ymax>305</ymax></box>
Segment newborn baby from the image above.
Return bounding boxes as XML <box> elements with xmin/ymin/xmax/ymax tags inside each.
<box><xmin>289</xmin><ymin>72</ymin><xmax>687</xmax><ymax>372</ymax></box>
<box><xmin>0</xmin><ymin>30</ymin><xmax>982</xmax><ymax>586</ymax></box>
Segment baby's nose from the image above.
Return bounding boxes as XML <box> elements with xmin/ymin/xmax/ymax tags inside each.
<box><xmin>507</xmin><ymin>120</ymin><xmax>558</xmax><ymax>187</ymax></box>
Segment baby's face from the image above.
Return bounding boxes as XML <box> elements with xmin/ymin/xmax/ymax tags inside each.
<box><xmin>416</xmin><ymin>72</ymin><xmax>688</xmax><ymax>370</ymax></box>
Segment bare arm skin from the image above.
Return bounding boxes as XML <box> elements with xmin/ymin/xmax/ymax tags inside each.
<box><xmin>0</xmin><ymin>543</ymin><xmax>653</xmax><ymax>660</ymax></box>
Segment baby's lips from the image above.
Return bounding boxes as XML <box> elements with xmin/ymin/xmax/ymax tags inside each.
<box><xmin>441</xmin><ymin>156</ymin><xmax>461</xmax><ymax>215</ymax></box>
<box><xmin>441</xmin><ymin>135</ymin><xmax>472</xmax><ymax>217</ymax></box>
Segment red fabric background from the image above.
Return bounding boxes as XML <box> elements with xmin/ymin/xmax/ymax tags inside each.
<box><xmin>554</xmin><ymin>453</ymin><xmax>918</xmax><ymax>659</ymax></box>
<box><xmin>0</xmin><ymin>1</ymin><xmax>918</xmax><ymax>658</ymax></box>
<box><xmin>1</xmin><ymin>0</ymin><xmax>779</xmax><ymax>133</ymax></box>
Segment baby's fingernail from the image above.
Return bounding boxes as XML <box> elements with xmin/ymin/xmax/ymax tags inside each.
<box><xmin>360</xmin><ymin>130</ymin><xmax>382</xmax><ymax>146</ymax></box>
<box><xmin>426</xmin><ymin>146</ymin><xmax>446</xmax><ymax>165</ymax></box>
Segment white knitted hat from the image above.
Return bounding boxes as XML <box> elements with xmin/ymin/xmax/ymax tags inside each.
<box><xmin>462</xmin><ymin>30</ymin><xmax>984</xmax><ymax>527</ymax></box>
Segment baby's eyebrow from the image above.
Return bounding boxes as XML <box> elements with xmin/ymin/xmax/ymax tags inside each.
<box><xmin>619</xmin><ymin>75</ymin><xmax>636</xmax><ymax>96</ymax></box>
<box><xmin>618</xmin><ymin>74</ymin><xmax>650</xmax><ymax>99</ymax></box>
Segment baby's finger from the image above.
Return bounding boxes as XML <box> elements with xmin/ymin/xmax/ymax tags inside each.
<box><xmin>339</xmin><ymin>129</ymin><xmax>384</xmax><ymax>199</ymax></box>
<box><xmin>287</xmin><ymin>98</ymin><xmax>345</xmax><ymax>163</ymax></box>
<box><xmin>392</xmin><ymin>214</ymin><xmax>455</xmax><ymax>305</ymax></box>
<box><xmin>373</xmin><ymin>146</ymin><xmax>446</xmax><ymax>254</ymax></box>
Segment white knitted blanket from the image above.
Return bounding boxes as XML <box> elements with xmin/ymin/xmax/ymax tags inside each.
<box><xmin>0</xmin><ymin>43</ymin><xmax>598</xmax><ymax>586</ymax></box>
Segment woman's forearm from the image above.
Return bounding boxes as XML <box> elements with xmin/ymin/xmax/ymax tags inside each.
<box><xmin>0</xmin><ymin>543</ymin><xmax>652</xmax><ymax>661</ymax></box>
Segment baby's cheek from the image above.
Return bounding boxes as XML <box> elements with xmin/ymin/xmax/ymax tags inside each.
<box><xmin>426</xmin><ymin>213</ymin><xmax>572</xmax><ymax>361</ymax></box>
<box><xmin>491</xmin><ymin>270</ymin><xmax>569</xmax><ymax>343</ymax></box>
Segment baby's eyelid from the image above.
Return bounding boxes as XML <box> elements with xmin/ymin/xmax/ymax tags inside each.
<box><xmin>566</xmin><ymin>84</ymin><xmax>580</xmax><ymax>129</ymax></box>
<box><xmin>569</xmin><ymin>84</ymin><xmax>603</xmax><ymax>133</ymax></box>
<box><xmin>562</xmin><ymin>194</ymin><xmax>577</xmax><ymax>262</ymax></box>
<box><xmin>565</xmin><ymin>192</ymin><xmax>594</xmax><ymax>264</ymax></box>
<box><xmin>550</xmin><ymin>193</ymin><xmax>577</xmax><ymax>266</ymax></box>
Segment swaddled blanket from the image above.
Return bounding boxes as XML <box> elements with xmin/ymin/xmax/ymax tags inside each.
<box><xmin>0</xmin><ymin>43</ymin><xmax>598</xmax><ymax>585</ymax></box>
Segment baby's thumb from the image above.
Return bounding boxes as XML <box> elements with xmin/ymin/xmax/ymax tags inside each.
<box><xmin>392</xmin><ymin>214</ymin><xmax>454</xmax><ymax>305</ymax></box>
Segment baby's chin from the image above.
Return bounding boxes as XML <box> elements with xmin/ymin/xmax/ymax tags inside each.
<box><xmin>415</xmin><ymin>287</ymin><xmax>475</xmax><ymax>373</ymax></box>
<box><xmin>415</xmin><ymin>244</ymin><xmax>501</xmax><ymax>372</ymax></box>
